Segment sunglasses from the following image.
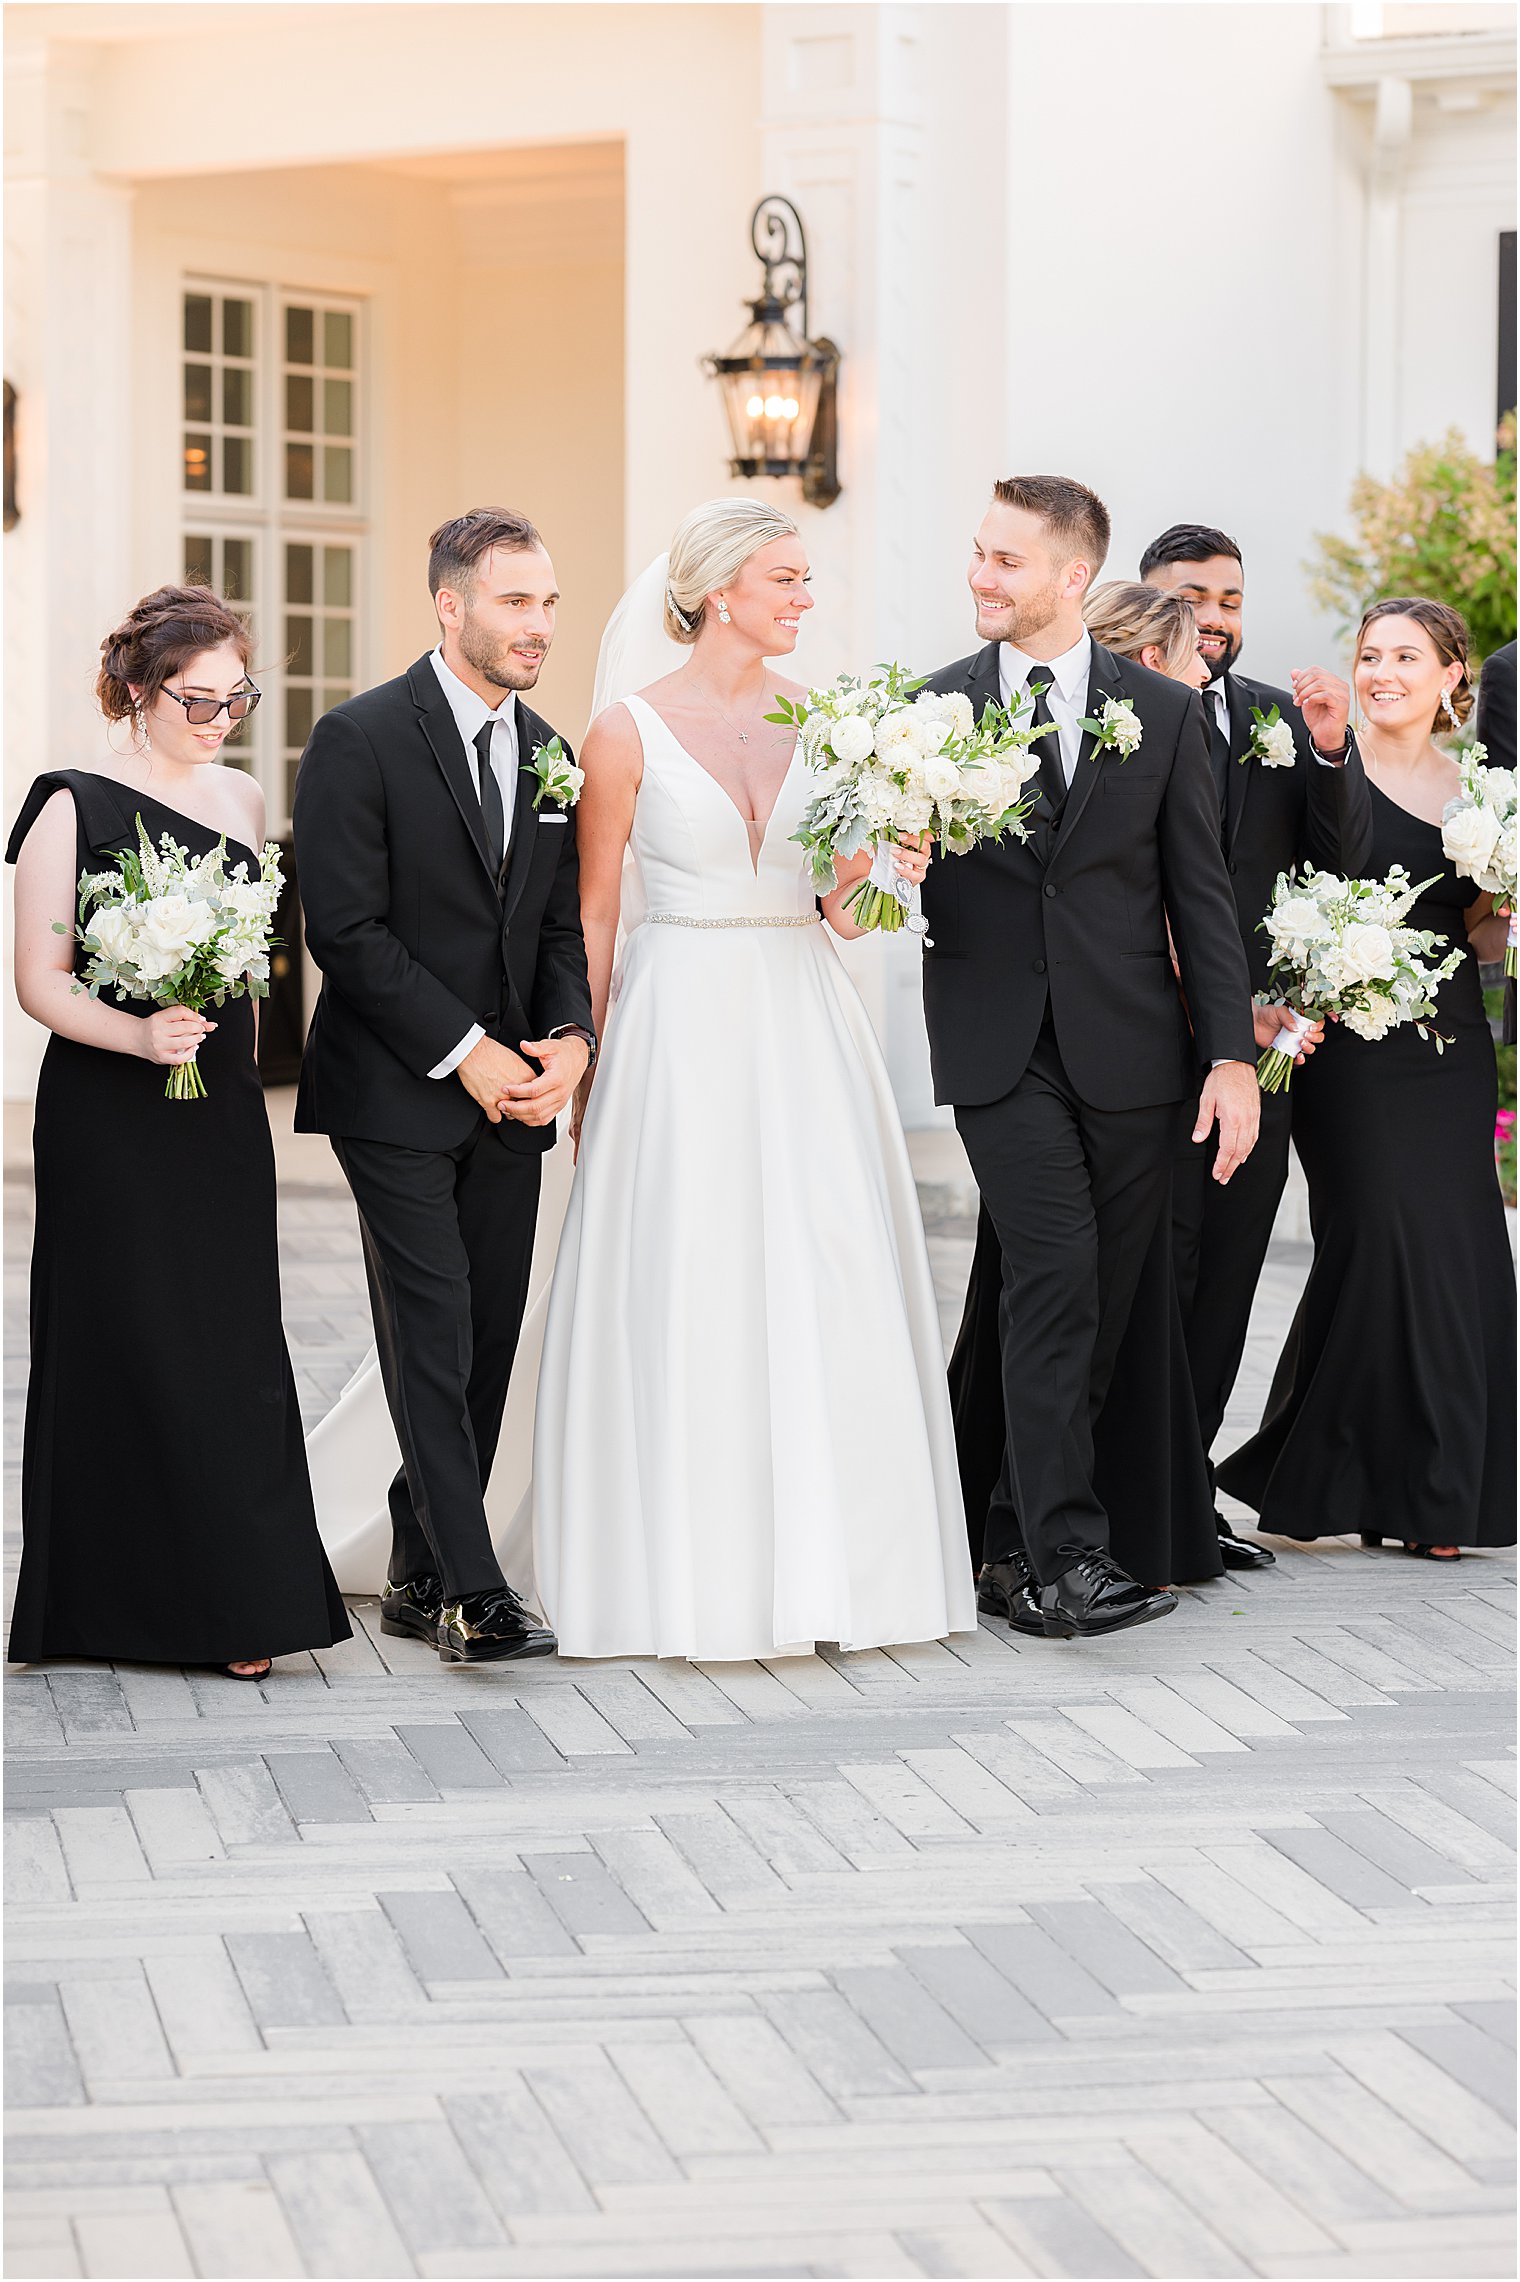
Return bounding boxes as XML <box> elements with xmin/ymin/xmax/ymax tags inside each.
<box><xmin>158</xmin><ymin>681</ymin><xmax>263</xmax><ymax>726</ymax></box>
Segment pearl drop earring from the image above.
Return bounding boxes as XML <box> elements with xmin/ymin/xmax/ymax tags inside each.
<box><xmin>1440</xmin><ymin>688</ymin><xmax>1459</xmax><ymax>728</ymax></box>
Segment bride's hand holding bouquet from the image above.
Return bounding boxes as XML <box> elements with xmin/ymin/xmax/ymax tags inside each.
<box><xmin>772</xmin><ymin>664</ymin><xmax>1056</xmax><ymax>936</ymax></box>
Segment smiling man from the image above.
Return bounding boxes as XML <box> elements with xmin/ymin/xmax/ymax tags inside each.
<box><xmin>293</xmin><ymin>508</ymin><xmax>595</xmax><ymax>1665</ymax></box>
<box><xmin>1139</xmin><ymin>523</ymin><xmax>1374</xmax><ymax>1567</ymax></box>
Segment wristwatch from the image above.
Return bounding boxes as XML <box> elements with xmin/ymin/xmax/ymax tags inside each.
<box><xmin>548</xmin><ymin>1023</ymin><xmax>597</xmax><ymax>1066</ymax></box>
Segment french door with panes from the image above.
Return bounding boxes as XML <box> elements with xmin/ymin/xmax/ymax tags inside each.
<box><xmin>180</xmin><ymin>280</ymin><xmax>365</xmax><ymax>829</ymax></box>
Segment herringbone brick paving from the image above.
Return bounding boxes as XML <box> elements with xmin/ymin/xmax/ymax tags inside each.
<box><xmin>4</xmin><ymin>1168</ymin><xmax>1515</xmax><ymax>2279</ymax></box>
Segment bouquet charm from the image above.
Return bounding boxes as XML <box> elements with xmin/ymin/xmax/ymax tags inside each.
<box><xmin>60</xmin><ymin>816</ymin><xmax>285</xmax><ymax>1099</ymax></box>
<box><xmin>772</xmin><ymin>663</ymin><xmax>1060</xmax><ymax>935</ymax></box>
<box><xmin>1255</xmin><ymin>862</ymin><xmax>1465</xmax><ymax>1092</ymax></box>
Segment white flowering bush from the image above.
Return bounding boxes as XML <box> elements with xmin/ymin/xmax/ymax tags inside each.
<box><xmin>1441</xmin><ymin>742</ymin><xmax>1516</xmax><ymax>976</ymax></box>
<box><xmin>772</xmin><ymin>664</ymin><xmax>1055</xmax><ymax>933</ymax></box>
<box><xmin>1255</xmin><ymin>862</ymin><xmax>1465</xmax><ymax>1090</ymax></box>
<box><xmin>61</xmin><ymin>816</ymin><xmax>284</xmax><ymax>1099</ymax></box>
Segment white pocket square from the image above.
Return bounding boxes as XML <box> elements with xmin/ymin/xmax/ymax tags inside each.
<box><xmin>537</xmin><ymin>812</ymin><xmax>569</xmax><ymax>824</ymax></box>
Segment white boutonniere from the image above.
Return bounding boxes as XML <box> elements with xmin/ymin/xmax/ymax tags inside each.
<box><xmin>1079</xmin><ymin>694</ymin><xmax>1143</xmax><ymax>762</ymax></box>
<box><xmin>1246</xmin><ymin>703</ymin><xmax>1297</xmax><ymax>768</ymax></box>
<box><xmin>525</xmin><ymin>735</ymin><xmax>585</xmax><ymax>810</ymax></box>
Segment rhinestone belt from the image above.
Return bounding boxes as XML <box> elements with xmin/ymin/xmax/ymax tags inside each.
<box><xmin>644</xmin><ymin>912</ymin><xmax>820</xmax><ymax>929</ymax></box>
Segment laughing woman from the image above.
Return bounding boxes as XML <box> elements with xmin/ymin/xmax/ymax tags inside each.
<box><xmin>6</xmin><ymin>586</ymin><xmax>350</xmax><ymax>1675</ymax></box>
<box><xmin>1219</xmin><ymin>599</ymin><xmax>1515</xmax><ymax>1558</ymax></box>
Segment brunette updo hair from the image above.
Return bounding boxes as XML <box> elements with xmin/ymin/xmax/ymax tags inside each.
<box><xmin>96</xmin><ymin>585</ymin><xmax>252</xmax><ymax>724</ymax></box>
<box><xmin>1355</xmin><ymin>596</ymin><xmax>1475</xmax><ymax>733</ymax></box>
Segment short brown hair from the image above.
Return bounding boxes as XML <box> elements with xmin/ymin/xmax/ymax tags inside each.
<box><xmin>96</xmin><ymin>585</ymin><xmax>252</xmax><ymax>723</ymax></box>
<box><xmin>1355</xmin><ymin>596</ymin><xmax>1475</xmax><ymax>732</ymax></box>
<box><xmin>992</xmin><ymin>475</ymin><xmax>1111</xmax><ymax>579</ymax></box>
<box><xmin>428</xmin><ymin>507</ymin><xmax>544</xmax><ymax>600</ymax></box>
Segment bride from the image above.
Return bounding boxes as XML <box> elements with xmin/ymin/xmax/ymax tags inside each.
<box><xmin>308</xmin><ymin>498</ymin><xmax>975</xmax><ymax>1659</ymax></box>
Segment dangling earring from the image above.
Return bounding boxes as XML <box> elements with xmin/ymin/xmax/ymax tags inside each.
<box><xmin>1440</xmin><ymin>687</ymin><xmax>1459</xmax><ymax>728</ymax></box>
<box><xmin>716</xmin><ymin>599</ymin><xmax>731</xmax><ymax>625</ymax></box>
<box><xmin>133</xmin><ymin>704</ymin><xmax>153</xmax><ymax>754</ymax></box>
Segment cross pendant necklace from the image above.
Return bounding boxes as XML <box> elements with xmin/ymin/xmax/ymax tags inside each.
<box><xmin>689</xmin><ymin>678</ymin><xmax>762</xmax><ymax>745</ymax></box>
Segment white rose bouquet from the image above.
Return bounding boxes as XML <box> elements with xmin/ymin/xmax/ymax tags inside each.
<box><xmin>1441</xmin><ymin>742</ymin><xmax>1516</xmax><ymax>977</ymax></box>
<box><xmin>59</xmin><ymin>816</ymin><xmax>285</xmax><ymax>1099</ymax></box>
<box><xmin>772</xmin><ymin>664</ymin><xmax>1057</xmax><ymax>934</ymax></box>
<box><xmin>1254</xmin><ymin>863</ymin><xmax>1465</xmax><ymax>1091</ymax></box>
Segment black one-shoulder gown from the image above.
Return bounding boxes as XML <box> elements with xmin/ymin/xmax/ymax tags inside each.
<box><xmin>6</xmin><ymin>771</ymin><xmax>350</xmax><ymax>1663</ymax></box>
<box><xmin>1219</xmin><ymin>785</ymin><xmax>1515</xmax><ymax>1548</ymax></box>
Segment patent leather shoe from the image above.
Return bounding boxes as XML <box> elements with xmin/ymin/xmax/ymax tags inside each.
<box><xmin>976</xmin><ymin>1549</ymin><xmax>1046</xmax><ymax>1638</ymax></box>
<box><xmin>1039</xmin><ymin>1551</ymin><xmax>1177</xmax><ymax>1639</ymax></box>
<box><xmin>438</xmin><ymin>1585</ymin><xmax>557</xmax><ymax>1663</ymax></box>
<box><xmin>1216</xmin><ymin>1523</ymin><xmax>1276</xmax><ymax>1570</ymax></box>
<box><xmin>379</xmin><ymin>1572</ymin><xmax>445</xmax><ymax>1646</ymax></box>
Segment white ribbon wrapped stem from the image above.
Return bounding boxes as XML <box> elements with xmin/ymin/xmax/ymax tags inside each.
<box><xmin>1274</xmin><ymin>1009</ymin><xmax>1316</xmax><ymax>1060</ymax></box>
<box><xmin>869</xmin><ymin>836</ymin><xmax>928</xmax><ymax>936</ymax></box>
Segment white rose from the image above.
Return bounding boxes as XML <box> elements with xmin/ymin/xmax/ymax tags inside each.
<box><xmin>1257</xmin><ymin>719</ymin><xmax>1297</xmax><ymax>768</ymax></box>
<box><xmin>997</xmin><ymin>758</ymin><xmax>1039</xmax><ymax>809</ymax></box>
<box><xmin>1442</xmin><ymin>804</ymin><xmax>1504</xmax><ymax>881</ymax></box>
<box><xmin>1267</xmin><ymin>896</ymin><xmax>1331</xmax><ymax>952</ymax></box>
<box><xmin>132</xmin><ymin>894</ymin><xmax>218</xmax><ymax>982</ymax></box>
<box><xmin>1100</xmin><ymin>699</ymin><xmax>1143</xmax><ymax>754</ymax></box>
<box><xmin>906</xmin><ymin>711</ymin><xmax>952</xmax><ymax>759</ymax></box>
<box><xmin>828</xmin><ymin>714</ymin><xmax>876</xmax><ymax>767</ymax></box>
<box><xmin>922</xmin><ymin>755</ymin><xmax>961</xmax><ymax>802</ymax></box>
<box><xmin>894</xmin><ymin>793</ymin><xmax>934</xmax><ymax>835</ymax></box>
<box><xmin>85</xmin><ymin>905</ymin><xmax>140</xmax><ymax>966</ymax></box>
<box><xmin>872</xmin><ymin>710</ymin><xmax>918</xmax><ymax>762</ymax></box>
<box><xmin>1338</xmin><ymin>921</ymin><xmax>1397</xmax><ymax>985</ymax></box>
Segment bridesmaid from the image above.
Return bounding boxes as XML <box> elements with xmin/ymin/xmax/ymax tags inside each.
<box><xmin>1220</xmin><ymin>598</ymin><xmax>1515</xmax><ymax>1558</ymax></box>
<box><xmin>7</xmin><ymin>585</ymin><xmax>351</xmax><ymax>1675</ymax></box>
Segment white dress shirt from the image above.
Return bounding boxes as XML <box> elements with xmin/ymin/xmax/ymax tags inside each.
<box><xmin>998</xmin><ymin>631</ymin><xmax>1092</xmax><ymax>787</ymax></box>
<box><xmin>426</xmin><ymin>647</ymin><xmax>518</xmax><ymax>1081</ymax></box>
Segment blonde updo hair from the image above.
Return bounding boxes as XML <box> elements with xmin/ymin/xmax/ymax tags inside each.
<box><xmin>1084</xmin><ymin>580</ymin><xmax>1201</xmax><ymax>681</ymax></box>
<box><xmin>663</xmin><ymin>498</ymin><xmax>800</xmax><ymax>645</ymax></box>
<box><xmin>1356</xmin><ymin>596</ymin><xmax>1475</xmax><ymax>733</ymax></box>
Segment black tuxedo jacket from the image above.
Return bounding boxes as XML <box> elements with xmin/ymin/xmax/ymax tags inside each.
<box><xmin>919</xmin><ymin>639</ymin><xmax>1255</xmax><ymax>1113</ymax></box>
<box><xmin>1476</xmin><ymin>641</ymin><xmax>1517</xmax><ymax>773</ymax></box>
<box><xmin>292</xmin><ymin>655</ymin><xmax>593</xmax><ymax>1154</ymax></box>
<box><xmin>1214</xmin><ymin>668</ymin><xmax>1374</xmax><ymax>993</ymax></box>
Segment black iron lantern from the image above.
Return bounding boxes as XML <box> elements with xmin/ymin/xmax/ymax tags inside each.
<box><xmin>703</xmin><ymin>196</ymin><xmax>841</xmax><ymax>508</ymax></box>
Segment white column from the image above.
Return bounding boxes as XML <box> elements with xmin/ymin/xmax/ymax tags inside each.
<box><xmin>759</xmin><ymin>1</ymin><xmax>943</xmax><ymax>1120</ymax></box>
<box><xmin>1360</xmin><ymin>72</ymin><xmax>1413</xmax><ymax>477</ymax></box>
<box><xmin>4</xmin><ymin>35</ymin><xmax>134</xmax><ymax>1098</ymax></box>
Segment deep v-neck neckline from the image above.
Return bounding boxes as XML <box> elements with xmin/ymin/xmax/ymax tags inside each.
<box><xmin>633</xmin><ymin>695</ymin><xmax>799</xmax><ymax>877</ymax></box>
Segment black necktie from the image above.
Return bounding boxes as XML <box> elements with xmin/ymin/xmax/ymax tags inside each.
<box><xmin>473</xmin><ymin>719</ymin><xmax>506</xmax><ymax>880</ymax></box>
<box><xmin>1025</xmin><ymin>669</ymin><xmax>1067</xmax><ymax>817</ymax></box>
<box><xmin>1206</xmin><ymin>683</ymin><xmax>1231</xmax><ymax>820</ymax></box>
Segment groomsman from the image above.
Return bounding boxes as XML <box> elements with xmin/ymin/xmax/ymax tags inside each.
<box><xmin>921</xmin><ymin>478</ymin><xmax>1259</xmax><ymax>1639</ymax></box>
<box><xmin>294</xmin><ymin>509</ymin><xmax>595</xmax><ymax>1662</ymax></box>
<box><xmin>1139</xmin><ymin>524</ymin><xmax>1373</xmax><ymax>1565</ymax></box>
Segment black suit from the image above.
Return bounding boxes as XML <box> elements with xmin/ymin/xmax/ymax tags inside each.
<box><xmin>1171</xmin><ymin>670</ymin><xmax>1373</xmax><ymax>1499</ymax></box>
<box><xmin>293</xmin><ymin>655</ymin><xmax>593</xmax><ymax>1598</ymax></box>
<box><xmin>920</xmin><ymin>639</ymin><xmax>1254</xmax><ymax>1582</ymax></box>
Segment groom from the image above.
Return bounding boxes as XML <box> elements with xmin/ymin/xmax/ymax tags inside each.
<box><xmin>293</xmin><ymin>507</ymin><xmax>595</xmax><ymax>1662</ymax></box>
<box><xmin>921</xmin><ymin>476</ymin><xmax>1258</xmax><ymax>1639</ymax></box>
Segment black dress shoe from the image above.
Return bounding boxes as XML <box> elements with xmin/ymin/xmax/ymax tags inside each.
<box><xmin>379</xmin><ymin>1572</ymin><xmax>445</xmax><ymax>1645</ymax></box>
<box><xmin>1217</xmin><ymin>1526</ymin><xmax>1276</xmax><ymax>1570</ymax></box>
<box><xmin>437</xmin><ymin>1586</ymin><xmax>557</xmax><ymax>1664</ymax></box>
<box><xmin>1039</xmin><ymin>1551</ymin><xmax>1177</xmax><ymax>1639</ymax></box>
<box><xmin>977</xmin><ymin>1551</ymin><xmax>1046</xmax><ymax>1638</ymax></box>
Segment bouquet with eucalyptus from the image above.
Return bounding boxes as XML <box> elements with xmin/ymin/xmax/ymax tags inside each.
<box><xmin>1254</xmin><ymin>863</ymin><xmax>1465</xmax><ymax>1091</ymax></box>
<box><xmin>1440</xmin><ymin>742</ymin><xmax>1516</xmax><ymax>976</ymax></box>
<box><xmin>61</xmin><ymin>817</ymin><xmax>284</xmax><ymax>1099</ymax></box>
<box><xmin>774</xmin><ymin>665</ymin><xmax>1057</xmax><ymax>934</ymax></box>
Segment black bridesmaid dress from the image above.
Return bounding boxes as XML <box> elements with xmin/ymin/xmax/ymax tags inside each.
<box><xmin>1218</xmin><ymin>783</ymin><xmax>1515</xmax><ymax>1548</ymax></box>
<box><xmin>949</xmin><ymin>1194</ymin><xmax>1223</xmax><ymax>1590</ymax></box>
<box><xmin>6</xmin><ymin>771</ymin><xmax>351</xmax><ymax>1663</ymax></box>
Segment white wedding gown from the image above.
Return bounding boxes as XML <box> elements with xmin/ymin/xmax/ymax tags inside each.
<box><xmin>305</xmin><ymin>692</ymin><xmax>973</xmax><ymax>1658</ymax></box>
<box><xmin>530</xmin><ymin>695</ymin><xmax>973</xmax><ymax>1659</ymax></box>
